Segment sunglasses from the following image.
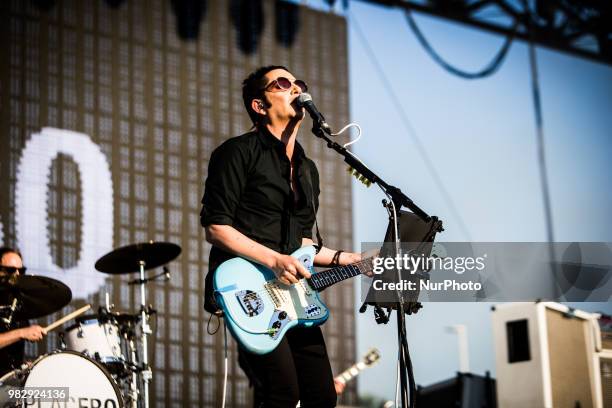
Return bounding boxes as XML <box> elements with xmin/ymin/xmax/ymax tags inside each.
<box><xmin>0</xmin><ymin>266</ymin><xmax>27</xmax><ymax>275</ymax></box>
<box><xmin>263</xmin><ymin>77</ymin><xmax>308</xmax><ymax>93</ymax></box>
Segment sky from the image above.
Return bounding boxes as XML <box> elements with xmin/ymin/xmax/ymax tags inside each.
<box><xmin>306</xmin><ymin>0</ymin><xmax>612</xmax><ymax>402</ymax></box>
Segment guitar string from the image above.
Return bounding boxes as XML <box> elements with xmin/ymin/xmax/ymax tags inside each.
<box><xmin>224</xmin><ymin>257</ymin><xmax>375</xmax><ymax>299</ymax></box>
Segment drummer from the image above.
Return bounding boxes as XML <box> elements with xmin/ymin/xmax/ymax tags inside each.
<box><xmin>0</xmin><ymin>247</ymin><xmax>46</xmax><ymax>376</ymax></box>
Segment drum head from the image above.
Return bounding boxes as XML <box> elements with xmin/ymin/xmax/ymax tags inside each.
<box><xmin>24</xmin><ymin>351</ymin><xmax>123</xmax><ymax>407</ymax></box>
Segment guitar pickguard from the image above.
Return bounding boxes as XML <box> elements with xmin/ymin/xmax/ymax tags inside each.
<box><xmin>267</xmin><ymin>310</ymin><xmax>291</xmax><ymax>339</ymax></box>
<box><xmin>297</xmin><ymin>253</ymin><xmax>313</xmax><ymax>270</ymax></box>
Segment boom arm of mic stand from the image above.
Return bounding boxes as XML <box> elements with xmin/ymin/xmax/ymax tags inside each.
<box><xmin>311</xmin><ymin>124</ymin><xmax>433</xmax><ymax>224</ymax></box>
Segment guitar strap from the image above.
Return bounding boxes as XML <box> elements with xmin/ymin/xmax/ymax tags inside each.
<box><xmin>301</xmin><ymin>165</ymin><xmax>324</xmax><ymax>254</ymax></box>
<box><xmin>311</xmin><ymin>195</ymin><xmax>324</xmax><ymax>254</ymax></box>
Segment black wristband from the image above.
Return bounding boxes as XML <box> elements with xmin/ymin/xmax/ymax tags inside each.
<box><xmin>330</xmin><ymin>250</ymin><xmax>343</xmax><ymax>267</ymax></box>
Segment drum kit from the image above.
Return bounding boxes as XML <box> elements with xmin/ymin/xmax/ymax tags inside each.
<box><xmin>0</xmin><ymin>241</ymin><xmax>181</xmax><ymax>408</ymax></box>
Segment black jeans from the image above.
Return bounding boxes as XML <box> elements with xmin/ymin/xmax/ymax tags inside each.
<box><xmin>238</xmin><ymin>326</ymin><xmax>337</xmax><ymax>408</ymax></box>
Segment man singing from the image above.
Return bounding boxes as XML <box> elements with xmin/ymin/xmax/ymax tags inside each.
<box><xmin>200</xmin><ymin>66</ymin><xmax>358</xmax><ymax>407</ymax></box>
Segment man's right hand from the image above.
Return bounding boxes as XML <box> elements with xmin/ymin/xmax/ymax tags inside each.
<box><xmin>19</xmin><ymin>325</ymin><xmax>46</xmax><ymax>342</ymax></box>
<box><xmin>271</xmin><ymin>254</ymin><xmax>311</xmax><ymax>285</ymax></box>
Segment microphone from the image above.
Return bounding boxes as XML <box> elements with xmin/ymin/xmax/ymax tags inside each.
<box><xmin>296</xmin><ymin>93</ymin><xmax>331</xmax><ymax>132</ymax></box>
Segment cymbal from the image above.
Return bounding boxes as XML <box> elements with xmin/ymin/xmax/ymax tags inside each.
<box><xmin>0</xmin><ymin>275</ymin><xmax>72</xmax><ymax>319</ymax></box>
<box><xmin>95</xmin><ymin>241</ymin><xmax>181</xmax><ymax>274</ymax></box>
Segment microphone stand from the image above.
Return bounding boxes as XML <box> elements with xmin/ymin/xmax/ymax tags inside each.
<box><xmin>310</xmin><ymin>125</ymin><xmax>431</xmax><ymax>222</ymax></box>
<box><xmin>309</xmin><ymin>122</ymin><xmax>443</xmax><ymax>408</ymax></box>
<box><xmin>1</xmin><ymin>298</ymin><xmax>19</xmax><ymax>326</ymax></box>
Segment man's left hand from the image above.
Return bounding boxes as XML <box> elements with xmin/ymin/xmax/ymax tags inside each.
<box><xmin>334</xmin><ymin>379</ymin><xmax>346</xmax><ymax>395</ymax></box>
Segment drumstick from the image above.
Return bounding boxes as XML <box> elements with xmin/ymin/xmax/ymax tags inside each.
<box><xmin>43</xmin><ymin>304</ymin><xmax>91</xmax><ymax>333</ymax></box>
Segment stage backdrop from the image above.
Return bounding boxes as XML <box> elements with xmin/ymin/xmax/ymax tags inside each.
<box><xmin>0</xmin><ymin>1</ymin><xmax>356</xmax><ymax>406</ymax></box>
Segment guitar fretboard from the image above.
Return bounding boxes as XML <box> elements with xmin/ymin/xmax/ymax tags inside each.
<box><xmin>307</xmin><ymin>258</ymin><xmax>373</xmax><ymax>292</ymax></box>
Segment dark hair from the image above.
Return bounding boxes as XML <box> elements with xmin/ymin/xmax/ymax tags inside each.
<box><xmin>242</xmin><ymin>65</ymin><xmax>289</xmax><ymax>127</ymax></box>
<box><xmin>0</xmin><ymin>247</ymin><xmax>22</xmax><ymax>263</ymax></box>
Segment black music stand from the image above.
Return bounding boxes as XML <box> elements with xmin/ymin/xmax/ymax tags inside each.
<box><xmin>363</xmin><ymin>209</ymin><xmax>442</xmax><ymax>311</ymax></box>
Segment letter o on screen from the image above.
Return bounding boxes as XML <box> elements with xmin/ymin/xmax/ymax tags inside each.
<box><xmin>15</xmin><ymin>127</ymin><xmax>113</xmax><ymax>298</ymax></box>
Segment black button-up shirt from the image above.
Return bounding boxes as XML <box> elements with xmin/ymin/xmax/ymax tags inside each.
<box><xmin>200</xmin><ymin>128</ymin><xmax>320</xmax><ymax>312</ymax></box>
<box><xmin>0</xmin><ymin>318</ymin><xmax>27</xmax><ymax>376</ymax></box>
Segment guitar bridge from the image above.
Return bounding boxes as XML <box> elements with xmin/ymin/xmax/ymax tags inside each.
<box><xmin>235</xmin><ymin>290</ymin><xmax>264</xmax><ymax>317</ymax></box>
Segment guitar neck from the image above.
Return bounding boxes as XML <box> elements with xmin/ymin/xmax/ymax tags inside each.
<box><xmin>334</xmin><ymin>361</ymin><xmax>368</xmax><ymax>385</ymax></box>
<box><xmin>306</xmin><ymin>257</ymin><xmax>373</xmax><ymax>292</ymax></box>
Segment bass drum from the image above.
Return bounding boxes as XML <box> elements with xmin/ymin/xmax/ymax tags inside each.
<box><xmin>0</xmin><ymin>350</ymin><xmax>123</xmax><ymax>407</ymax></box>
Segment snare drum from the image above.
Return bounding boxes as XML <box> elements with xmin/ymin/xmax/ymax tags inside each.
<box><xmin>64</xmin><ymin>314</ymin><xmax>125</xmax><ymax>373</ymax></box>
<box><xmin>0</xmin><ymin>350</ymin><xmax>123</xmax><ymax>407</ymax></box>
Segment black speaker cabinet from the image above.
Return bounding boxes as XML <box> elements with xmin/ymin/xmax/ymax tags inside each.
<box><xmin>416</xmin><ymin>372</ymin><xmax>497</xmax><ymax>408</ymax></box>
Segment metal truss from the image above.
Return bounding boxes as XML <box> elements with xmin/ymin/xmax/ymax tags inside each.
<box><xmin>354</xmin><ymin>0</ymin><xmax>612</xmax><ymax>65</ymax></box>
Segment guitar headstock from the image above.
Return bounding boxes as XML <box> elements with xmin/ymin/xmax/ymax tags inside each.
<box><xmin>363</xmin><ymin>347</ymin><xmax>381</xmax><ymax>366</ymax></box>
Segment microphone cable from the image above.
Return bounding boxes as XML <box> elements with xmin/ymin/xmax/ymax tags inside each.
<box><xmin>330</xmin><ymin>122</ymin><xmax>362</xmax><ymax>149</ymax></box>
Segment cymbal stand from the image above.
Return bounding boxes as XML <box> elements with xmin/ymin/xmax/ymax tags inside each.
<box><xmin>127</xmin><ymin>335</ymin><xmax>139</xmax><ymax>408</ymax></box>
<box><xmin>138</xmin><ymin>260</ymin><xmax>152</xmax><ymax>408</ymax></box>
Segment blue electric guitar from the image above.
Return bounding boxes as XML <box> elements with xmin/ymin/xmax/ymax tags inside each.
<box><xmin>213</xmin><ymin>245</ymin><xmax>373</xmax><ymax>354</ymax></box>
